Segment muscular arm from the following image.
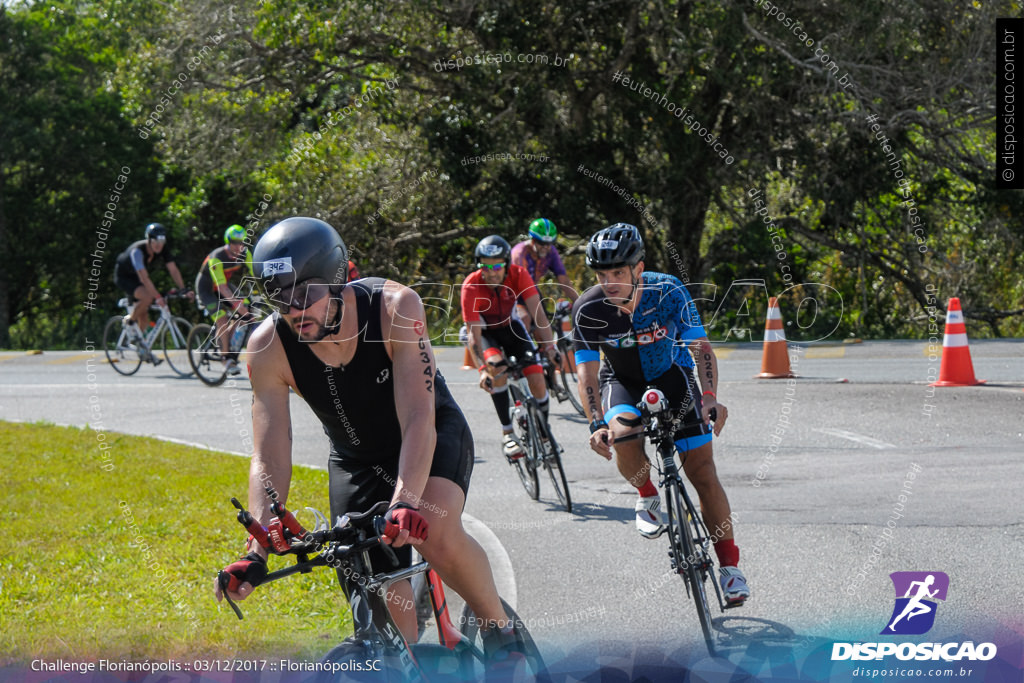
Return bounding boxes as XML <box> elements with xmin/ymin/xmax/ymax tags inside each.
<box><xmin>467</xmin><ymin>320</ymin><xmax>487</xmax><ymax>367</ymax></box>
<box><xmin>135</xmin><ymin>267</ymin><xmax>161</xmax><ymax>300</ymax></box>
<box><xmin>246</xmin><ymin>322</ymin><xmax>294</xmax><ymax>558</ymax></box>
<box><xmin>690</xmin><ymin>335</ymin><xmax>727</xmax><ymax>435</ymax></box>
<box><xmin>385</xmin><ymin>285</ymin><xmax>436</xmax><ymax>521</ymax></box>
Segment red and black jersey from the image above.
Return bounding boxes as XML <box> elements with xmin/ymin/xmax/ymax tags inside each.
<box><xmin>460</xmin><ymin>264</ymin><xmax>538</xmax><ymax>328</ymax></box>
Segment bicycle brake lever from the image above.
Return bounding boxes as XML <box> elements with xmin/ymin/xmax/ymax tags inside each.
<box><xmin>373</xmin><ymin>516</ymin><xmax>401</xmax><ymax>567</ymax></box>
<box><xmin>217</xmin><ymin>571</ymin><xmax>245</xmax><ymax>620</ymax></box>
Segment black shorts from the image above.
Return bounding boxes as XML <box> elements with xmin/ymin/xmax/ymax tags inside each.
<box><xmin>480</xmin><ymin>319</ymin><xmax>539</xmax><ymax>369</ymax></box>
<box><xmin>602</xmin><ymin>365</ymin><xmax>713</xmax><ymax>451</ymax></box>
<box><xmin>327</xmin><ymin>407</ymin><xmax>474</xmax><ymax>571</ymax></box>
<box><xmin>115</xmin><ymin>270</ymin><xmax>142</xmax><ymax>297</ymax></box>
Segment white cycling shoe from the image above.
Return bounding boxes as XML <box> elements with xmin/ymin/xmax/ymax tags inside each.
<box><xmin>502</xmin><ymin>433</ymin><xmax>525</xmax><ymax>460</ymax></box>
<box><xmin>720</xmin><ymin>566</ymin><xmax>751</xmax><ymax>605</ymax></box>
<box><xmin>635</xmin><ymin>495</ymin><xmax>666</xmax><ymax>538</ymax></box>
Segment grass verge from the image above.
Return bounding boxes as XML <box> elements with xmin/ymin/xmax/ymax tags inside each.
<box><xmin>0</xmin><ymin>421</ymin><xmax>351</xmax><ymax>664</ymax></box>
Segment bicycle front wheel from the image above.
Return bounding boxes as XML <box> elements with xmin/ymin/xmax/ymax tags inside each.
<box><xmin>509</xmin><ymin>389</ymin><xmax>540</xmax><ymax>500</ymax></box>
<box><xmin>187</xmin><ymin>323</ymin><xmax>228</xmax><ymax>387</ymax></box>
<box><xmin>102</xmin><ymin>315</ymin><xmax>142</xmax><ymax>376</ymax></box>
<box><xmin>666</xmin><ymin>481</ymin><xmax>717</xmax><ymax>656</ymax></box>
<box><xmin>533</xmin><ymin>406</ymin><xmax>572</xmax><ymax>513</ymax></box>
<box><xmin>162</xmin><ymin>316</ymin><xmax>194</xmax><ymax>377</ymax></box>
<box><xmin>319</xmin><ymin>640</ymin><xmax>394</xmax><ymax>682</ymax></box>
<box><xmin>458</xmin><ymin>597</ymin><xmax>548</xmax><ymax>682</ymax></box>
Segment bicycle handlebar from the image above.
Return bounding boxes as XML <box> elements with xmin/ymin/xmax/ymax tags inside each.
<box><xmin>218</xmin><ymin>495</ymin><xmax>400</xmax><ymax>620</ymax></box>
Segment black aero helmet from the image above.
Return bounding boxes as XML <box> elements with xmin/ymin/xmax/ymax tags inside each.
<box><xmin>474</xmin><ymin>235</ymin><xmax>512</xmax><ymax>264</ymax></box>
<box><xmin>585</xmin><ymin>223</ymin><xmax>645</xmax><ymax>269</ymax></box>
<box><xmin>253</xmin><ymin>217</ymin><xmax>349</xmax><ymax>296</ymax></box>
<box><xmin>145</xmin><ymin>222</ymin><xmax>167</xmax><ymax>240</ymax></box>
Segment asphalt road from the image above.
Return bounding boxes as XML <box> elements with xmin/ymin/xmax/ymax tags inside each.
<box><xmin>2</xmin><ymin>339</ymin><xmax>1022</xmax><ymax>679</ymax></box>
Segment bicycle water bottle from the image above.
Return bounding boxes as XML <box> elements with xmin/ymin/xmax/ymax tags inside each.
<box><xmin>643</xmin><ymin>388</ymin><xmax>667</xmax><ymax>414</ymax></box>
<box><xmin>231</xmin><ymin>325</ymin><xmax>246</xmax><ymax>352</ymax></box>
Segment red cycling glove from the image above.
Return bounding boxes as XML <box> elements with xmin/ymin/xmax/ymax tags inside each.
<box><xmin>219</xmin><ymin>552</ymin><xmax>267</xmax><ymax>594</ymax></box>
<box><xmin>384</xmin><ymin>502</ymin><xmax>429</xmax><ymax>541</ymax></box>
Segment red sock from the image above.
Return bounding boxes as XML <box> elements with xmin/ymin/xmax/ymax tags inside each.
<box><xmin>714</xmin><ymin>539</ymin><xmax>739</xmax><ymax>567</ymax></box>
<box><xmin>637</xmin><ymin>480</ymin><xmax>658</xmax><ymax>498</ymax></box>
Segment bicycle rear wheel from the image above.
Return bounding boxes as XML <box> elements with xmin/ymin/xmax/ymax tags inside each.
<box><xmin>556</xmin><ymin>341</ymin><xmax>585</xmax><ymax>416</ymax></box>
<box><xmin>666</xmin><ymin>481</ymin><xmax>717</xmax><ymax>656</ymax></box>
<box><xmin>534</xmin><ymin>406</ymin><xmax>572</xmax><ymax>512</ymax></box>
<box><xmin>162</xmin><ymin>316</ymin><xmax>194</xmax><ymax>377</ymax></box>
<box><xmin>458</xmin><ymin>597</ymin><xmax>548</xmax><ymax>682</ymax></box>
<box><xmin>187</xmin><ymin>323</ymin><xmax>228</xmax><ymax>386</ymax></box>
<box><xmin>102</xmin><ymin>315</ymin><xmax>142</xmax><ymax>376</ymax></box>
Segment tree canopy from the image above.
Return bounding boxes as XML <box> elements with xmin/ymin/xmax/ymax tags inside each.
<box><xmin>2</xmin><ymin>0</ymin><xmax>1020</xmax><ymax>347</ymax></box>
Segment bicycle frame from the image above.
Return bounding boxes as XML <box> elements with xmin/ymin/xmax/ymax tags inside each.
<box><xmin>118</xmin><ymin>297</ymin><xmax>187</xmax><ymax>350</ymax></box>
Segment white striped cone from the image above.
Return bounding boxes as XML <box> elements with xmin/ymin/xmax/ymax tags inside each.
<box><xmin>930</xmin><ymin>297</ymin><xmax>984</xmax><ymax>386</ymax></box>
<box><xmin>756</xmin><ymin>297</ymin><xmax>796</xmax><ymax>379</ymax></box>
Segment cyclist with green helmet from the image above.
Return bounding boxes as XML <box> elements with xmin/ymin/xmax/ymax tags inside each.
<box><xmin>195</xmin><ymin>224</ymin><xmax>255</xmax><ymax>376</ymax></box>
<box><xmin>511</xmin><ymin>218</ymin><xmax>578</xmax><ymax>331</ymax></box>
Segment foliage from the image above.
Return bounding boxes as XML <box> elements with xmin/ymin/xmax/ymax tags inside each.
<box><xmin>2</xmin><ymin>0</ymin><xmax>1022</xmax><ymax>347</ymax></box>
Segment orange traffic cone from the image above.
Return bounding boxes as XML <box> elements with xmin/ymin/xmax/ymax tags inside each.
<box><xmin>930</xmin><ymin>298</ymin><xmax>984</xmax><ymax>386</ymax></box>
<box><xmin>462</xmin><ymin>346</ymin><xmax>475</xmax><ymax>370</ymax></box>
<box><xmin>755</xmin><ymin>297</ymin><xmax>796</xmax><ymax>379</ymax></box>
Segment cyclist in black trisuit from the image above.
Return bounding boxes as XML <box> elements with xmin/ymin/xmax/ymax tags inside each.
<box><xmin>114</xmin><ymin>223</ymin><xmax>190</xmax><ymax>329</ymax></box>
<box><xmin>194</xmin><ymin>224</ymin><xmax>254</xmax><ymax>376</ymax></box>
<box><xmin>214</xmin><ymin>218</ymin><xmax>526</xmax><ymax>663</ymax></box>
<box><xmin>572</xmin><ymin>223</ymin><xmax>750</xmax><ymax>605</ymax></box>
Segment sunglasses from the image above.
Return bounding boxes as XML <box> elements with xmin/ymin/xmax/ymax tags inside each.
<box><xmin>266</xmin><ymin>278</ymin><xmax>333</xmax><ymax>313</ymax></box>
<box><xmin>477</xmin><ymin>262</ymin><xmax>506</xmax><ymax>271</ymax></box>
<box><xmin>228</xmin><ymin>239</ymin><xmax>245</xmax><ymax>246</ymax></box>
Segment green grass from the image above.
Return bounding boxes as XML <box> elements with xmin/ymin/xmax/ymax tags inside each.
<box><xmin>0</xmin><ymin>421</ymin><xmax>352</xmax><ymax>664</ymax></box>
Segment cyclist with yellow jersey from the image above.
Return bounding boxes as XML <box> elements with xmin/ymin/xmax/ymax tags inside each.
<box><xmin>194</xmin><ymin>225</ymin><xmax>254</xmax><ymax>376</ymax></box>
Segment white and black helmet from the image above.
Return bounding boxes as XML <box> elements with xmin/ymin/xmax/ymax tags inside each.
<box><xmin>585</xmin><ymin>223</ymin><xmax>645</xmax><ymax>269</ymax></box>
<box><xmin>474</xmin><ymin>235</ymin><xmax>512</xmax><ymax>263</ymax></box>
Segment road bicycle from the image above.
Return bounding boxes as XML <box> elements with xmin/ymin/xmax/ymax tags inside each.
<box><xmin>615</xmin><ymin>388</ymin><xmax>739</xmax><ymax>657</ymax></box>
<box><xmin>540</xmin><ymin>300</ymin><xmax>584</xmax><ymax>417</ymax></box>
<box><xmin>187</xmin><ymin>297</ymin><xmax>271</xmax><ymax>386</ymax></box>
<box><xmin>217</xmin><ymin>495</ymin><xmax>547</xmax><ymax>681</ymax></box>
<box><xmin>496</xmin><ymin>354</ymin><xmax>572</xmax><ymax>513</ymax></box>
<box><xmin>102</xmin><ymin>291</ymin><xmax>193</xmax><ymax>377</ymax></box>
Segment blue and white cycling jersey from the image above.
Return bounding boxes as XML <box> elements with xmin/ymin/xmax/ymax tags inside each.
<box><xmin>571</xmin><ymin>271</ymin><xmax>706</xmax><ymax>383</ymax></box>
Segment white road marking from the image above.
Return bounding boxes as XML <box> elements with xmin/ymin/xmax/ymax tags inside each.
<box><xmin>813</xmin><ymin>427</ymin><xmax>896</xmax><ymax>449</ymax></box>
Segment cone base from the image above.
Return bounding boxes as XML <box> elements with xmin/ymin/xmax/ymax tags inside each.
<box><xmin>755</xmin><ymin>372</ymin><xmax>798</xmax><ymax>379</ymax></box>
<box><xmin>929</xmin><ymin>379</ymin><xmax>986</xmax><ymax>387</ymax></box>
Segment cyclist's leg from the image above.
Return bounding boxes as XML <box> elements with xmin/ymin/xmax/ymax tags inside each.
<box><xmin>479</xmin><ymin>330</ymin><xmax>519</xmax><ymax>453</ymax></box>
<box><xmin>131</xmin><ymin>284</ymin><xmax>155</xmax><ymax>328</ymax></box>
<box><xmin>416</xmin><ymin>414</ymin><xmax>511</xmax><ymax>635</ymax></box>
<box><xmin>329</xmin><ymin>456</ymin><xmax>417</xmax><ymax>641</ymax></box>
<box><xmin>507</xmin><ymin>319</ymin><xmax>549</xmax><ymax>419</ymax></box>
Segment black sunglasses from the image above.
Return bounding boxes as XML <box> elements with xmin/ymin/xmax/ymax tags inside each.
<box><xmin>266</xmin><ymin>278</ymin><xmax>334</xmax><ymax>313</ymax></box>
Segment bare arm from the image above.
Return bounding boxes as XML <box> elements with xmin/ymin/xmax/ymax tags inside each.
<box><xmin>522</xmin><ymin>292</ymin><xmax>555</xmax><ymax>346</ymax></box>
<box><xmin>166</xmin><ymin>261</ymin><xmax>186</xmax><ymax>290</ymax></box>
<box><xmin>557</xmin><ymin>274</ymin><xmax>579</xmax><ymax>302</ymax></box>
<box><xmin>135</xmin><ymin>267</ymin><xmax>162</xmax><ymax>301</ymax></box>
<box><xmin>246</xmin><ymin>321</ymin><xmax>294</xmax><ymax>558</ymax></box>
<box><xmin>385</xmin><ymin>284</ymin><xmax>436</xmax><ymax>546</ymax></box>
<box><xmin>690</xmin><ymin>336</ymin><xmax>728</xmax><ymax>435</ymax></box>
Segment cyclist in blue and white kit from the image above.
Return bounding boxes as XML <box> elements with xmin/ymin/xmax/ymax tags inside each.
<box><xmin>572</xmin><ymin>223</ymin><xmax>750</xmax><ymax>605</ymax></box>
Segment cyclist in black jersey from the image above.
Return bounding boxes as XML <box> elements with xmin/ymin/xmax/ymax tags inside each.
<box><xmin>214</xmin><ymin>217</ymin><xmax>523</xmax><ymax>656</ymax></box>
<box><xmin>572</xmin><ymin>223</ymin><xmax>750</xmax><ymax>605</ymax></box>
<box><xmin>194</xmin><ymin>225</ymin><xmax>254</xmax><ymax>376</ymax></box>
<box><xmin>113</xmin><ymin>223</ymin><xmax>190</xmax><ymax>329</ymax></box>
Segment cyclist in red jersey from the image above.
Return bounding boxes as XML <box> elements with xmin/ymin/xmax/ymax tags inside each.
<box><xmin>461</xmin><ymin>235</ymin><xmax>559</xmax><ymax>458</ymax></box>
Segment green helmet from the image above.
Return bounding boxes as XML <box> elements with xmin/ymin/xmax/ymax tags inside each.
<box><xmin>224</xmin><ymin>224</ymin><xmax>246</xmax><ymax>245</ymax></box>
<box><xmin>528</xmin><ymin>218</ymin><xmax>558</xmax><ymax>244</ymax></box>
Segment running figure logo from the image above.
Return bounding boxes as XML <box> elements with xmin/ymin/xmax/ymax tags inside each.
<box><xmin>881</xmin><ymin>571</ymin><xmax>949</xmax><ymax>635</ymax></box>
